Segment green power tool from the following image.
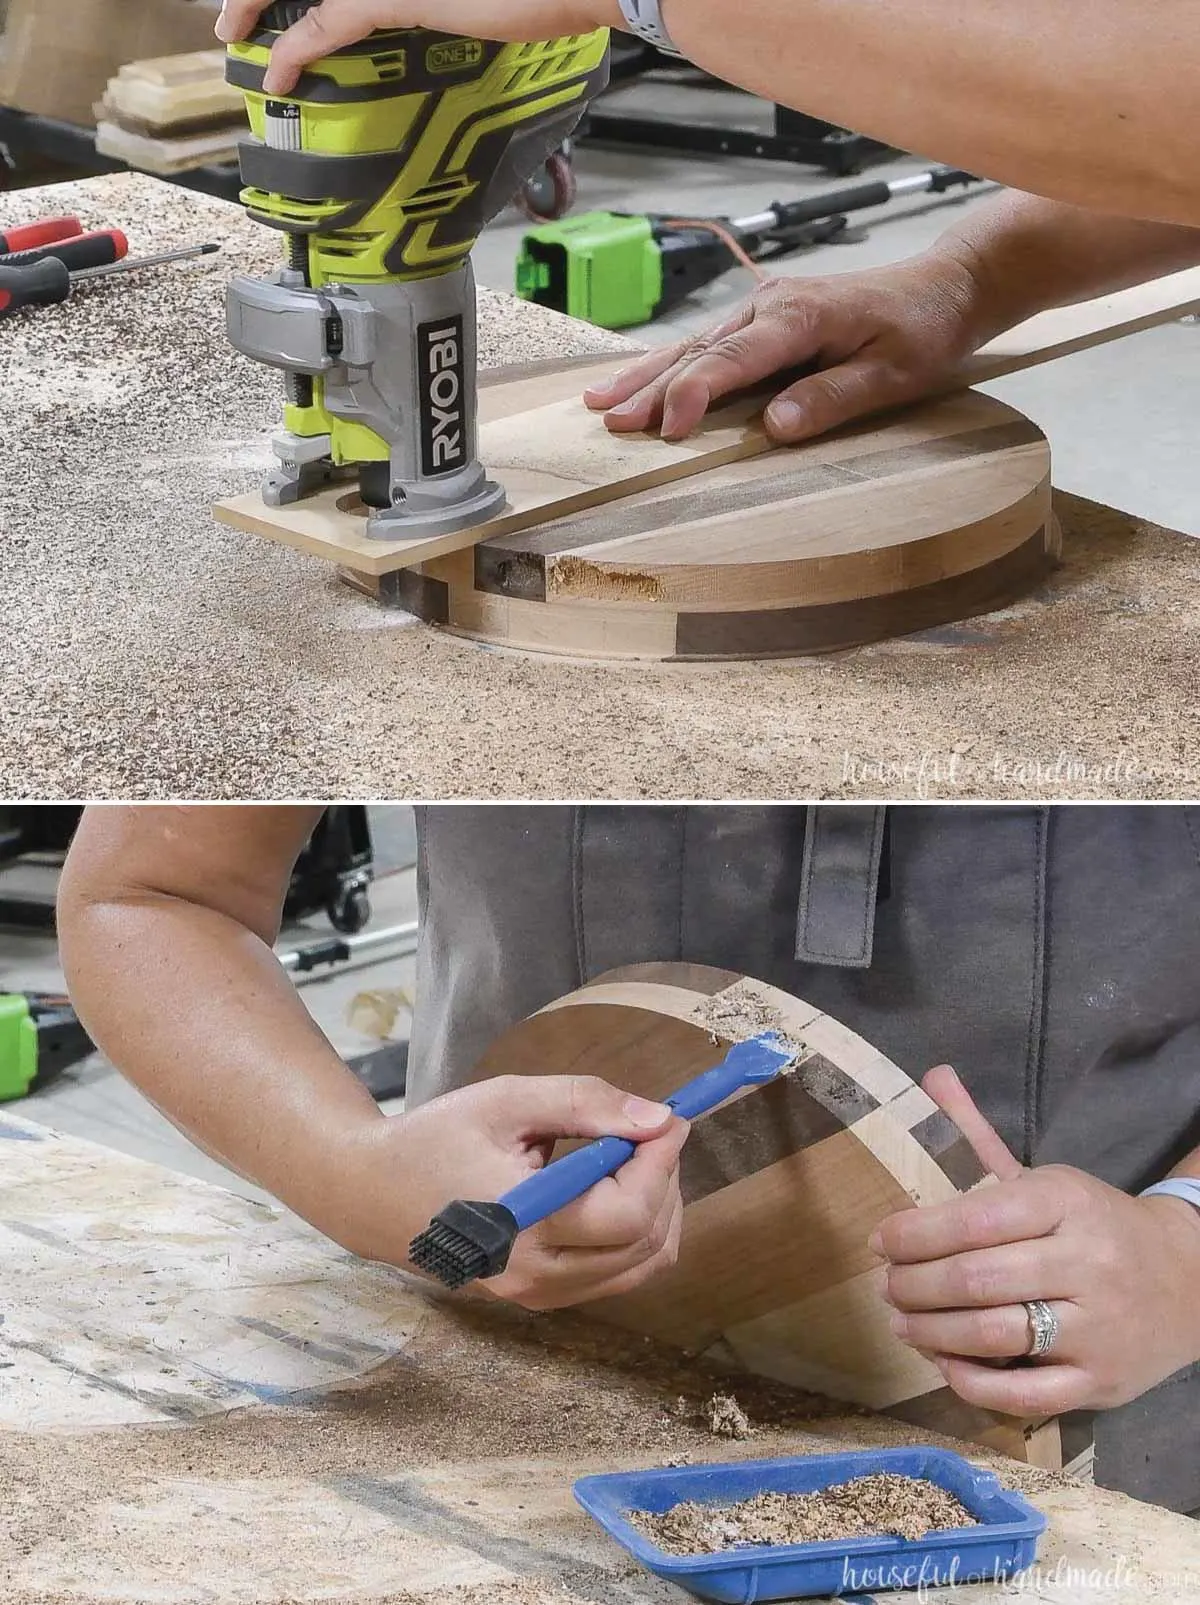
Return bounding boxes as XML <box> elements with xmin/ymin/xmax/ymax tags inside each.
<box><xmin>225</xmin><ymin>4</ymin><xmax>609</xmax><ymax>539</ymax></box>
<box><xmin>0</xmin><ymin>994</ymin><xmax>93</xmax><ymax>1104</ymax></box>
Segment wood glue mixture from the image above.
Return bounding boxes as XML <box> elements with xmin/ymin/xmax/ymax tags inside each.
<box><xmin>630</xmin><ymin>1473</ymin><xmax>978</xmax><ymax>1555</ymax></box>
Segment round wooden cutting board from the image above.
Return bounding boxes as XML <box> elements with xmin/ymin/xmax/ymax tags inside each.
<box><xmin>470</xmin><ymin>962</ymin><xmax>1065</xmax><ymax>1467</ymax></box>
<box><xmin>401</xmin><ymin>382</ymin><xmax>1057</xmax><ymax>661</ymax></box>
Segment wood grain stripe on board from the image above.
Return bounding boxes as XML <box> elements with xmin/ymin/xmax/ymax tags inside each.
<box><xmin>586</xmin><ymin>962</ymin><xmax>743</xmax><ymax>997</ymax></box>
<box><xmin>670</xmin><ymin>523</ymin><xmax>1053</xmax><ymax>658</ymax></box>
<box><xmin>475</xmin><ymin>419</ymin><xmax>1044</xmax><ymax>594</ymax></box>
<box><xmin>546</xmin><ymin>464</ymin><xmax>1049</xmax><ymax>599</ymax></box>
<box><xmin>885</xmin><ymin>1386</ymin><xmax>1055</xmax><ymax>1460</ymax></box>
<box><xmin>598</xmin><ymin>1126</ymin><xmax>916</xmax><ymax>1349</ymax></box>
<box><xmin>680</xmin><ymin>1065</ymin><xmax>878</xmax><ymax>1207</ymax></box>
<box><xmin>471</xmin><ymin>1001</ymin><xmax>729</xmax><ymax>1102</ymax></box>
<box><xmin>910</xmin><ymin>1108</ymin><xmax>989</xmax><ymax>1190</ymax></box>
<box><xmin>443</xmin><ymin>578</ymin><xmax>681</xmax><ymax>658</ymax></box>
<box><xmin>542</xmin><ymin>977</ymin><xmax>827</xmax><ymax>1040</ymax></box>
<box><xmin>718</xmin><ymin>1263</ymin><xmax>943</xmax><ymax>1412</ymax></box>
<box><xmin>467</xmin><ymin>470</ymin><xmax>1048</xmax><ymax>614</ymax></box>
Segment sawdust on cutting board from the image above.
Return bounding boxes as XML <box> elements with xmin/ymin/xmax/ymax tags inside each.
<box><xmin>630</xmin><ymin>1473</ymin><xmax>978</xmax><ymax>1555</ymax></box>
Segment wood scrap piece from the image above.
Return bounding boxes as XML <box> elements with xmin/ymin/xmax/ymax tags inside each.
<box><xmin>95</xmin><ymin>119</ymin><xmax>244</xmax><ymax>175</ymax></box>
<box><xmin>469</xmin><ymin>963</ymin><xmax>1065</xmax><ymax>1469</ymax></box>
<box><xmin>214</xmin><ymin>363</ymin><xmax>773</xmax><ymax>577</ymax></box>
<box><xmin>106</xmin><ymin>49</ymin><xmax>246</xmax><ymax>128</ymax></box>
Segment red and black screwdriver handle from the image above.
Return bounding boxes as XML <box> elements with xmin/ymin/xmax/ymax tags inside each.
<box><xmin>0</xmin><ymin>257</ymin><xmax>75</xmax><ymax>316</ymax></box>
<box><xmin>0</xmin><ymin>230</ymin><xmax>130</xmax><ymax>316</ymax></box>
<box><xmin>1</xmin><ymin>229</ymin><xmax>129</xmax><ymax>273</ymax></box>
<box><xmin>0</xmin><ymin>215</ymin><xmax>82</xmax><ymax>255</ymax></box>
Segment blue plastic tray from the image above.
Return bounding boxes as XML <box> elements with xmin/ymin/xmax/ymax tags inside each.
<box><xmin>575</xmin><ymin>1445</ymin><xmax>1046</xmax><ymax>1602</ymax></box>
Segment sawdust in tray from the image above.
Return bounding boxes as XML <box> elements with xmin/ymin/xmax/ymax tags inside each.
<box><xmin>630</xmin><ymin>1473</ymin><xmax>978</xmax><ymax>1555</ymax></box>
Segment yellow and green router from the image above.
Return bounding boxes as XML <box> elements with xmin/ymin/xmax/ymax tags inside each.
<box><xmin>225</xmin><ymin>2</ymin><xmax>609</xmax><ymax>538</ymax></box>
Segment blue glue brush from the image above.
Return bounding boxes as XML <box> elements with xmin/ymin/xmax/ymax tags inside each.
<box><xmin>408</xmin><ymin>1031</ymin><xmax>798</xmax><ymax>1290</ymax></box>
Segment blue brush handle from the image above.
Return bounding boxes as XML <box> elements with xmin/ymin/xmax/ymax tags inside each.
<box><xmin>498</xmin><ymin>1033</ymin><xmax>793</xmax><ymax>1232</ymax></box>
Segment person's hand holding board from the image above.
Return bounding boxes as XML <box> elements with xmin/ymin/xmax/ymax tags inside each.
<box><xmin>878</xmin><ymin>1065</ymin><xmax>1200</xmax><ymax>1416</ymax></box>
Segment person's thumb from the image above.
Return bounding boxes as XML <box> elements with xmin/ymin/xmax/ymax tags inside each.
<box><xmin>922</xmin><ymin>1064</ymin><xmax>1024</xmax><ymax>1182</ymax></box>
<box><xmin>763</xmin><ymin>356</ymin><xmax>918</xmax><ymax>444</ymax></box>
<box><xmin>485</xmin><ymin>1073</ymin><xmax>673</xmax><ymax>1145</ymax></box>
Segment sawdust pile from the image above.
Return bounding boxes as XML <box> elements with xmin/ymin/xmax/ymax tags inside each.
<box><xmin>630</xmin><ymin>1473</ymin><xmax>978</xmax><ymax>1555</ymax></box>
<box><xmin>705</xmin><ymin>1393</ymin><xmax>753</xmax><ymax>1440</ymax></box>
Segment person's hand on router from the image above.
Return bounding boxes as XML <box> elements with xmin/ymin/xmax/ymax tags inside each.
<box><xmin>212</xmin><ymin>0</ymin><xmax>1198</xmax><ymax>250</ymax></box>
<box><xmin>215</xmin><ymin>0</ymin><xmax>606</xmax><ymax>86</ymax></box>
<box><xmin>215</xmin><ymin>4</ymin><xmax>1200</xmax><ymax>452</ymax></box>
<box><xmin>875</xmin><ymin>1065</ymin><xmax>1200</xmax><ymax>1418</ymax></box>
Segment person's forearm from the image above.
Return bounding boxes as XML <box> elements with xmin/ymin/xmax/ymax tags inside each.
<box><xmin>1168</xmin><ymin>1143</ymin><xmax>1200</xmax><ymax>1182</ymax></box>
<box><xmin>926</xmin><ymin>191</ymin><xmax>1200</xmax><ymax>342</ymax></box>
<box><xmin>1150</xmin><ymin>1140</ymin><xmax>1200</xmax><ymax>1354</ymax></box>
<box><xmin>622</xmin><ymin>0</ymin><xmax>1199</xmax><ymax>226</ymax></box>
<box><xmin>57</xmin><ymin>888</ymin><xmax>383</xmax><ymax>1240</ymax></box>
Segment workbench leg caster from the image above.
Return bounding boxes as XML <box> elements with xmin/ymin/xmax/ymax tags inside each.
<box><xmin>515</xmin><ymin>146</ymin><xmax>578</xmax><ymax>222</ymax></box>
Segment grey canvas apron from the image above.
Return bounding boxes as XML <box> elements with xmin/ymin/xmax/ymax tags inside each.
<box><xmin>409</xmin><ymin>805</ymin><xmax>1200</xmax><ymax>1512</ymax></box>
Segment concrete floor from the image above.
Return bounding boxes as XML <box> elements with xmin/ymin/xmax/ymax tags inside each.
<box><xmin>0</xmin><ymin>807</ymin><xmax>419</xmax><ymax>1205</ymax></box>
<box><xmin>470</xmin><ymin>74</ymin><xmax>1200</xmax><ymax>536</ymax></box>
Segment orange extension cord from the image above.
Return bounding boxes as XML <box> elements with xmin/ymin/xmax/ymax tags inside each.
<box><xmin>660</xmin><ymin>218</ymin><xmax>771</xmax><ymax>282</ymax></box>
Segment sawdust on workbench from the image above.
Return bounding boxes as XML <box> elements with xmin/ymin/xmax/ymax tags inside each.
<box><xmin>0</xmin><ymin>1292</ymin><xmax>850</xmax><ymax>1586</ymax></box>
<box><xmin>705</xmin><ymin>1393</ymin><xmax>753</xmax><ymax>1439</ymax></box>
<box><xmin>630</xmin><ymin>1474</ymin><xmax>978</xmax><ymax>1555</ymax></box>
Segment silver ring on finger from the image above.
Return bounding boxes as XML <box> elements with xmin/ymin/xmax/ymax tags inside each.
<box><xmin>1023</xmin><ymin>1299</ymin><xmax>1060</xmax><ymax>1359</ymax></box>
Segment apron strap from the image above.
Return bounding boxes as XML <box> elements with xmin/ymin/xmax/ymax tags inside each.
<box><xmin>795</xmin><ymin>805</ymin><xmax>887</xmax><ymax>968</ymax></box>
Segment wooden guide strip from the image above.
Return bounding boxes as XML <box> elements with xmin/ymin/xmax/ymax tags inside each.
<box><xmin>965</xmin><ymin>265</ymin><xmax>1200</xmax><ymax>384</ymax></box>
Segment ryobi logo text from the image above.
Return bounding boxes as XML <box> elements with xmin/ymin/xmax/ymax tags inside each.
<box><xmin>417</xmin><ymin>316</ymin><xmax>467</xmax><ymax>477</ymax></box>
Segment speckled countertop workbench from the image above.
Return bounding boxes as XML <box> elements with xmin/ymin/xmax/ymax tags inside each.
<box><xmin>2</xmin><ymin>173</ymin><xmax>1198</xmax><ymax>800</ymax></box>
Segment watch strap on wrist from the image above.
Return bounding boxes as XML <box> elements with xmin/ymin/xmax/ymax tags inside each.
<box><xmin>615</xmin><ymin>0</ymin><xmax>685</xmax><ymax>57</ymax></box>
<box><xmin>1140</xmin><ymin>1177</ymin><xmax>1200</xmax><ymax>1212</ymax></box>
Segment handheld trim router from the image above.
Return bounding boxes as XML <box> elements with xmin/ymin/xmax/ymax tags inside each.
<box><xmin>225</xmin><ymin>3</ymin><xmax>610</xmax><ymax>539</ymax></box>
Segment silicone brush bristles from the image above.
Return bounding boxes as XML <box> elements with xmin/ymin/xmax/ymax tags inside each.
<box><xmin>408</xmin><ymin>1221</ymin><xmax>488</xmax><ymax>1290</ymax></box>
<box><xmin>408</xmin><ymin>1199</ymin><xmax>520</xmax><ymax>1290</ymax></box>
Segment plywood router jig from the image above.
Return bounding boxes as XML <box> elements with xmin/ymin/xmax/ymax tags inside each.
<box><xmin>213</xmin><ymin>267</ymin><xmax>1200</xmax><ymax>662</ymax></box>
